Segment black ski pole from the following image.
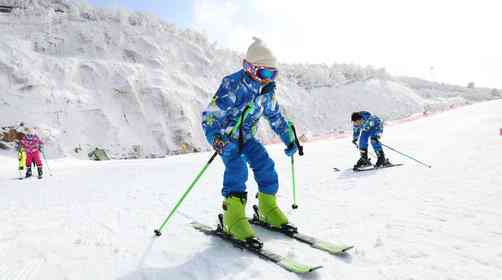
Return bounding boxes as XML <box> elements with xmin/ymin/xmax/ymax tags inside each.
<box><xmin>154</xmin><ymin>152</ymin><xmax>218</xmax><ymax>237</ymax></box>
<box><xmin>289</xmin><ymin>124</ymin><xmax>303</xmax><ymax>209</ymax></box>
<box><xmin>290</xmin><ymin>155</ymin><xmax>297</xmax><ymax>209</ymax></box>
<box><xmin>290</xmin><ymin>125</ymin><xmax>304</xmax><ymax>156</ymax></box>
<box><xmin>380</xmin><ymin>142</ymin><xmax>432</xmax><ymax>168</ymax></box>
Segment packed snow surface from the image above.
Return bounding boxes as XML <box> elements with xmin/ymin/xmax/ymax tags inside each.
<box><xmin>1</xmin><ymin>100</ymin><xmax>501</xmax><ymax>279</ymax></box>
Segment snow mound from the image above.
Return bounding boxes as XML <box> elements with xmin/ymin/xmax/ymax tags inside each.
<box><xmin>0</xmin><ymin>0</ymin><xmax>499</xmax><ymax>159</ymax></box>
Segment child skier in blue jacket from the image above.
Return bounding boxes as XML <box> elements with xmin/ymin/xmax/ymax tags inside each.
<box><xmin>351</xmin><ymin>111</ymin><xmax>391</xmax><ymax>169</ymax></box>
<box><xmin>201</xmin><ymin>38</ymin><xmax>298</xmax><ymax>245</ymax></box>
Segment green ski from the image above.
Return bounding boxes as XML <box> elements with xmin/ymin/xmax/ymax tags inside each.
<box><xmin>250</xmin><ymin>205</ymin><xmax>353</xmax><ymax>256</ymax></box>
<box><xmin>192</xmin><ymin>219</ymin><xmax>322</xmax><ymax>274</ymax></box>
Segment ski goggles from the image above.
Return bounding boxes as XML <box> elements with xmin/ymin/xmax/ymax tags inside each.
<box><xmin>243</xmin><ymin>60</ymin><xmax>278</xmax><ymax>82</ymax></box>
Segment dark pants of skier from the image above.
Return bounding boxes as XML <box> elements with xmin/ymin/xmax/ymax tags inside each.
<box><xmin>221</xmin><ymin>138</ymin><xmax>278</xmax><ymax>197</ymax></box>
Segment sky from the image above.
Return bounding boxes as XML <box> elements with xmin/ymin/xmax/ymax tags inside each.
<box><xmin>88</xmin><ymin>0</ymin><xmax>502</xmax><ymax>89</ymax></box>
<box><xmin>86</xmin><ymin>0</ymin><xmax>193</xmax><ymax>27</ymax></box>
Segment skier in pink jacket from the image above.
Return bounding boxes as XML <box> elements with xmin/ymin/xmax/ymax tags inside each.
<box><xmin>20</xmin><ymin>127</ymin><xmax>44</xmax><ymax>178</ymax></box>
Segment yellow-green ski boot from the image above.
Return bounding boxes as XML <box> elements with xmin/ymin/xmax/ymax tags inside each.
<box><xmin>257</xmin><ymin>192</ymin><xmax>289</xmax><ymax>228</ymax></box>
<box><xmin>222</xmin><ymin>193</ymin><xmax>261</xmax><ymax>247</ymax></box>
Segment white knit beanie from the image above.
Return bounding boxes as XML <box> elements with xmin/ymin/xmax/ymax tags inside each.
<box><xmin>245</xmin><ymin>37</ymin><xmax>277</xmax><ymax>68</ymax></box>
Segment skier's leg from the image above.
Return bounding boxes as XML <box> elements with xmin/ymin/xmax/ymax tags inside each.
<box><xmin>369</xmin><ymin>126</ymin><xmax>383</xmax><ymax>152</ymax></box>
<box><xmin>370</xmin><ymin>128</ymin><xmax>389</xmax><ymax>167</ymax></box>
<box><xmin>222</xmin><ymin>192</ymin><xmax>256</xmax><ymax>241</ymax></box>
<box><xmin>370</xmin><ymin>136</ymin><xmax>383</xmax><ymax>153</ymax></box>
<box><xmin>33</xmin><ymin>151</ymin><xmax>43</xmax><ymax>166</ymax></box>
<box><xmin>242</xmin><ymin>138</ymin><xmax>278</xmax><ymax>195</ymax></box>
<box><xmin>34</xmin><ymin>151</ymin><xmax>43</xmax><ymax>177</ymax></box>
<box><xmin>220</xmin><ymin>147</ymin><xmax>255</xmax><ymax>241</ymax></box>
<box><xmin>355</xmin><ymin>130</ymin><xmax>372</xmax><ymax>168</ymax></box>
<box><xmin>358</xmin><ymin>130</ymin><xmax>370</xmax><ymax>151</ymax></box>
<box><xmin>25</xmin><ymin>151</ymin><xmax>32</xmax><ymax>168</ymax></box>
<box><xmin>243</xmin><ymin>139</ymin><xmax>288</xmax><ymax>228</ymax></box>
<box><xmin>221</xmin><ymin>150</ymin><xmax>248</xmax><ymax>197</ymax></box>
<box><xmin>25</xmin><ymin>152</ymin><xmax>33</xmax><ymax>177</ymax></box>
<box><xmin>18</xmin><ymin>150</ymin><xmax>26</xmax><ymax>171</ymax></box>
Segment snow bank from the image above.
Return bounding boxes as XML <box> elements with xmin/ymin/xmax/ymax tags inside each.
<box><xmin>0</xmin><ymin>0</ymin><xmax>499</xmax><ymax>159</ymax></box>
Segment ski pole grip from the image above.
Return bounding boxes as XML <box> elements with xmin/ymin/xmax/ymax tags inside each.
<box><xmin>290</xmin><ymin>125</ymin><xmax>304</xmax><ymax>156</ymax></box>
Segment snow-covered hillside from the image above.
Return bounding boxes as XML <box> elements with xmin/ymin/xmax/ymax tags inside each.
<box><xmin>0</xmin><ymin>0</ymin><xmax>500</xmax><ymax>159</ymax></box>
<box><xmin>1</xmin><ymin>99</ymin><xmax>501</xmax><ymax>280</ymax></box>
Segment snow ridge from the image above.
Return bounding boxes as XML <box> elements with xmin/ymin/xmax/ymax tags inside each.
<box><xmin>0</xmin><ymin>0</ymin><xmax>499</xmax><ymax>159</ymax></box>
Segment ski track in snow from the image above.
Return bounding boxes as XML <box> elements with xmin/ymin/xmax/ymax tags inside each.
<box><xmin>1</xmin><ymin>100</ymin><xmax>502</xmax><ymax>279</ymax></box>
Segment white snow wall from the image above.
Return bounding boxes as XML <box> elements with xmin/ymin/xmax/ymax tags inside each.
<box><xmin>0</xmin><ymin>0</ymin><xmax>499</xmax><ymax>158</ymax></box>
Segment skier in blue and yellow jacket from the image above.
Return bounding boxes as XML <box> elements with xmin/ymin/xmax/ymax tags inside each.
<box><xmin>201</xmin><ymin>37</ymin><xmax>298</xmax><ymax>244</ymax></box>
<box><xmin>351</xmin><ymin>111</ymin><xmax>391</xmax><ymax>169</ymax></box>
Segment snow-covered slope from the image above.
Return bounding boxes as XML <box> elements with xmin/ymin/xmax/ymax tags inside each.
<box><xmin>0</xmin><ymin>0</ymin><xmax>500</xmax><ymax>159</ymax></box>
<box><xmin>1</xmin><ymin>100</ymin><xmax>501</xmax><ymax>279</ymax></box>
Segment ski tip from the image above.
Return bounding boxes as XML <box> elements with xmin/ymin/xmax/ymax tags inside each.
<box><xmin>310</xmin><ymin>265</ymin><xmax>323</xmax><ymax>272</ymax></box>
<box><xmin>312</xmin><ymin>240</ymin><xmax>354</xmax><ymax>255</ymax></box>
<box><xmin>278</xmin><ymin>258</ymin><xmax>322</xmax><ymax>273</ymax></box>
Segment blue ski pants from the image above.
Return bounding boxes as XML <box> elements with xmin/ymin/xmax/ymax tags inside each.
<box><xmin>220</xmin><ymin>138</ymin><xmax>278</xmax><ymax>197</ymax></box>
<box><xmin>358</xmin><ymin>126</ymin><xmax>383</xmax><ymax>152</ymax></box>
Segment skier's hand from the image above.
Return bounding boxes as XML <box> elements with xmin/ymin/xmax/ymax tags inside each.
<box><xmin>212</xmin><ymin>135</ymin><xmax>238</xmax><ymax>156</ymax></box>
<box><xmin>352</xmin><ymin>139</ymin><xmax>358</xmax><ymax>147</ymax></box>
<box><xmin>284</xmin><ymin>142</ymin><xmax>298</xmax><ymax>157</ymax></box>
<box><xmin>212</xmin><ymin>135</ymin><xmax>227</xmax><ymax>155</ymax></box>
<box><xmin>261</xmin><ymin>81</ymin><xmax>276</xmax><ymax>95</ymax></box>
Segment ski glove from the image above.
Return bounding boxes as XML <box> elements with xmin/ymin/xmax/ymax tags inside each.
<box><xmin>261</xmin><ymin>81</ymin><xmax>276</xmax><ymax>95</ymax></box>
<box><xmin>212</xmin><ymin>135</ymin><xmax>238</xmax><ymax>156</ymax></box>
<box><xmin>284</xmin><ymin>142</ymin><xmax>298</xmax><ymax>157</ymax></box>
<box><xmin>212</xmin><ymin>135</ymin><xmax>227</xmax><ymax>154</ymax></box>
<box><xmin>352</xmin><ymin>138</ymin><xmax>358</xmax><ymax>146</ymax></box>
